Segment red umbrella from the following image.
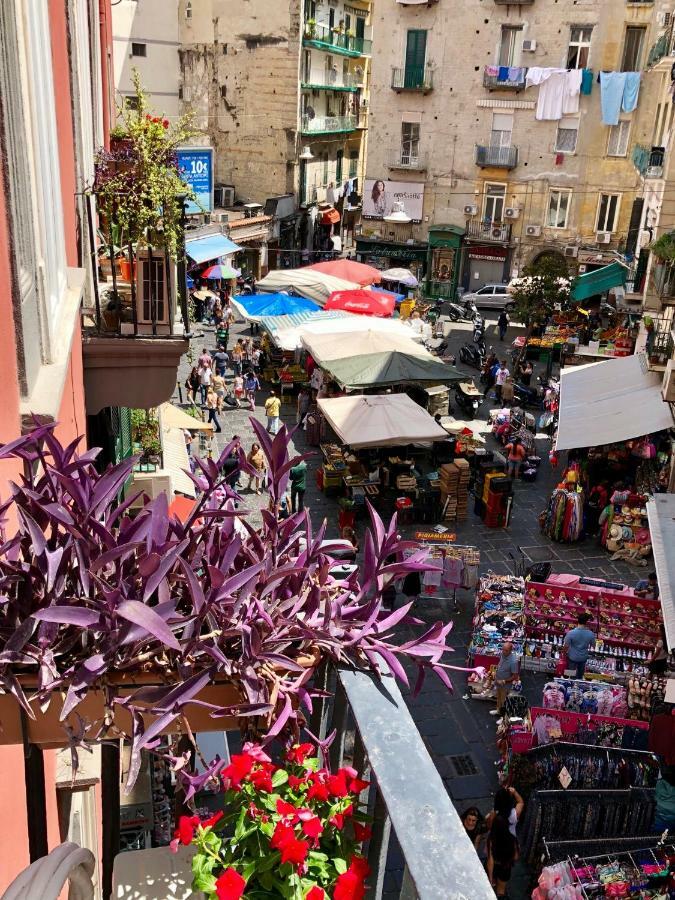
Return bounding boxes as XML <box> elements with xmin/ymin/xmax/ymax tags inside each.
<box><xmin>325</xmin><ymin>289</ymin><xmax>396</xmax><ymax>317</ymax></box>
<box><xmin>306</xmin><ymin>259</ymin><xmax>382</xmax><ymax>286</ymax></box>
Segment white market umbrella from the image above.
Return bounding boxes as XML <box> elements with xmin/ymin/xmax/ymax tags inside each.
<box><xmin>255</xmin><ymin>269</ymin><xmax>358</xmax><ymax>305</ymax></box>
<box><xmin>380</xmin><ymin>267</ymin><xmax>419</xmax><ymax>288</ymax></box>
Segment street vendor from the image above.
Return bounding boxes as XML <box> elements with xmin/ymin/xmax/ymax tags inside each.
<box><xmin>635</xmin><ymin>571</ymin><xmax>659</xmax><ymax>600</ymax></box>
<box><xmin>563</xmin><ymin>612</ymin><xmax>596</xmax><ymax>679</ymax></box>
<box><xmin>490</xmin><ymin>641</ymin><xmax>519</xmax><ymax>716</ymax></box>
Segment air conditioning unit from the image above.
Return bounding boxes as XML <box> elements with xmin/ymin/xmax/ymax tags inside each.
<box><xmin>596</xmin><ymin>231</ymin><xmax>612</xmax><ymax>244</ymax></box>
<box><xmin>491</xmin><ymin>226</ymin><xmax>504</xmax><ymax>239</ymax></box>
<box><xmin>127</xmin><ymin>472</ymin><xmax>173</xmax><ymax>510</ymax></box>
<box><xmin>525</xmin><ymin>224</ymin><xmax>542</xmax><ymax>237</ymax></box>
<box><xmin>464</xmin><ymin>204</ymin><xmax>478</xmax><ymax>216</ymax></box>
<box><xmin>564</xmin><ymin>245</ymin><xmax>579</xmax><ymax>258</ymax></box>
<box><xmin>213</xmin><ymin>186</ymin><xmax>235</xmax><ymax>207</ymax></box>
<box><xmin>662</xmin><ymin>359</ymin><xmax>675</xmax><ymax>402</ymax></box>
<box><xmin>504</xmin><ymin>207</ymin><xmax>520</xmax><ymax>219</ymax></box>
<box><xmin>522</xmin><ymin>39</ymin><xmax>537</xmax><ymax>52</ymax></box>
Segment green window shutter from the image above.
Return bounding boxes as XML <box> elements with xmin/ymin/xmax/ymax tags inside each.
<box><xmin>405</xmin><ymin>30</ymin><xmax>427</xmax><ymax>88</ymax></box>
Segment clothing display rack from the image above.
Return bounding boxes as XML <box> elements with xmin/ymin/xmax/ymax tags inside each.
<box><xmin>523</xmin><ymin>741</ymin><xmax>659</xmax><ymax>790</ymax></box>
<box><xmin>541</xmin><ymin>486</ymin><xmax>584</xmax><ymax>543</ymax></box>
<box><xmin>468</xmin><ymin>573</ymin><xmax>525</xmax><ymax>666</ymax></box>
<box><xmin>541</xmin><ymin>835</ymin><xmax>670</xmax><ymax>864</ymax></box>
<box><xmin>411</xmin><ymin>539</ymin><xmax>480</xmax><ymax>610</ymax></box>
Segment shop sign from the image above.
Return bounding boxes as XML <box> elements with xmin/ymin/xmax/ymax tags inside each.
<box><xmin>356</xmin><ymin>240</ymin><xmax>427</xmax><ymax>262</ymax></box>
<box><xmin>363</xmin><ymin>179</ymin><xmax>424</xmax><ymax>222</ymax></box>
<box><xmin>467</xmin><ymin>245</ymin><xmax>507</xmax><ymax>261</ymax></box>
<box><xmin>177</xmin><ymin>147</ymin><xmax>214</xmax><ymax>215</ymax></box>
<box><xmin>415</xmin><ymin>531</ymin><xmax>457</xmax><ymax>543</ymax></box>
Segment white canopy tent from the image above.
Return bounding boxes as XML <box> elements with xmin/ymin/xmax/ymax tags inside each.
<box><xmin>274</xmin><ymin>314</ymin><xmax>425</xmax><ymax>352</ymax></box>
<box><xmin>255</xmin><ymin>269</ymin><xmax>358</xmax><ymax>305</ymax></box>
<box><xmin>647</xmin><ymin>494</ymin><xmax>675</xmax><ymax>652</ymax></box>
<box><xmin>555</xmin><ymin>353</ymin><xmax>674</xmax><ymax>451</ymax></box>
<box><xmin>301</xmin><ymin>328</ymin><xmax>432</xmax><ymax>366</ymax></box>
<box><xmin>318</xmin><ymin>394</ymin><xmax>449</xmax><ymax>449</ymax></box>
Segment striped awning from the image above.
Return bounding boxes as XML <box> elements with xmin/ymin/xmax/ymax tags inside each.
<box><xmin>258</xmin><ymin>310</ymin><xmax>351</xmax><ymax>334</ymax></box>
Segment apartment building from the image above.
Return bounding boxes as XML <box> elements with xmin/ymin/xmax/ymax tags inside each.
<box><xmin>112</xmin><ymin>0</ymin><xmax>181</xmax><ymax>118</ymax></box>
<box><xmin>178</xmin><ymin>0</ymin><xmax>372</xmax><ymax>257</ymax></box>
<box><xmin>363</xmin><ymin>0</ymin><xmax>659</xmax><ymax>298</ymax></box>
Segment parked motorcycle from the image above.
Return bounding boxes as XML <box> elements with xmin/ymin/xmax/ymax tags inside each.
<box><xmin>446</xmin><ymin>298</ymin><xmax>479</xmax><ymax>322</ymax></box>
<box><xmin>512</xmin><ymin>378</ymin><xmax>544</xmax><ymax>408</ymax></box>
<box><xmin>459</xmin><ymin>339</ymin><xmax>486</xmax><ymax>369</ymax></box>
<box><xmin>454</xmin><ymin>381</ymin><xmax>482</xmax><ymax>419</ymax></box>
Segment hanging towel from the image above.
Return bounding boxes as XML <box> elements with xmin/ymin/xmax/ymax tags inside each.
<box><xmin>562</xmin><ymin>68</ymin><xmax>583</xmax><ymax>114</ymax></box>
<box><xmin>622</xmin><ymin>71</ymin><xmax>641</xmax><ymax>112</ymax></box>
<box><xmin>581</xmin><ymin>69</ymin><xmax>594</xmax><ymax>95</ymax></box>
<box><xmin>536</xmin><ymin>72</ymin><xmax>568</xmax><ymax>120</ymax></box>
<box><xmin>600</xmin><ymin>72</ymin><xmax>626</xmax><ymax>125</ymax></box>
<box><xmin>508</xmin><ymin>66</ymin><xmax>525</xmax><ymax>83</ymax></box>
<box><xmin>485</xmin><ymin>64</ymin><xmax>499</xmax><ymax>77</ymax></box>
<box><xmin>526</xmin><ymin>66</ymin><xmax>551</xmax><ymax>87</ymax></box>
<box><xmin>498</xmin><ymin>66</ymin><xmax>509</xmax><ymax>82</ymax></box>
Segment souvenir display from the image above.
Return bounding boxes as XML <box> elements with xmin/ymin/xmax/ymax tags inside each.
<box><xmin>468</xmin><ymin>573</ymin><xmax>525</xmax><ymax>667</ymax></box>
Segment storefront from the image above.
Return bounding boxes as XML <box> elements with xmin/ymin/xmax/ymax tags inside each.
<box><xmin>226</xmin><ymin>212</ymin><xmax>273</xmax><ymax>280</ymax></box>
<box><xmin>425</xmin><ymin>224</ymin><xmax>464</xmax><ymax>301</ymax></box>
<box><xmin>354</xmin><ymin>236</ymin><xmax>428</xmax><ymax>282</ymax></box>
<box><xmin>461</xmin><ymin>243</ymin><xmax>509</xmax><ymax>291</ymax></box>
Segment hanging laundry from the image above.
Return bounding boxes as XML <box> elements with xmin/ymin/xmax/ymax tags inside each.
<box><xmin>600</xmin><ymin>71</ymin><xmax>627</xmax><ymax>125</ymax></box>
<box><xmin>498</xmin><ymin>66</ymin><xmax>509</xmax><ymax>82</ymax></box>
<box><xmin>507</xmin><ymin>66</ymin><xmax>526</xmax><ymax>83</ymax></box>
<box><xmin>622</xmin><ymin>71</ymin><xmax>641</xmax><ymax>112</ymax></box>
<box><xmin>580</xmin><ymin>68</ymin><xmax>594</xmax><ymax>95</ymax></box>
<box><xmin>485</xmin><ymin>64</ymin><xmax>499</xmax><ymax>77</ymax></box>
<box><xmin>526</xmin><ymin>67</ymin><xmax>576</xmax><ymax>121</ymax></box>
<box><xmin>562</xmin><ymin>68</ymin><xmax>583</xmax><ymax>114</ymax></box>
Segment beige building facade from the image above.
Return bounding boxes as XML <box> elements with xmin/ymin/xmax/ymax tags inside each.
<box><xmin>178</xmin><ymin>0</ymin><xmax>372</xmax><ymax>257</ymax></box>
<box><xmin>363</xmin><ymin>0</ymin><xmax>661</xmax><ymax>296</ymax></box>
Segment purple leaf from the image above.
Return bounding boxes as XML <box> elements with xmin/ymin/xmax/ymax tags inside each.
<box><xmin>90</xmin><ymin>458</ymin><xmax>137</xmax><ymax>517</ymax></box>
<box><xmin>32</xmin><ymin>606</ymin><xmax>101</xmax><ymax>628</ymax></box>
<box><xmin>117</xmin><ymin>600</ymin><xmax>181</xmax><ymax>651</ymax></box>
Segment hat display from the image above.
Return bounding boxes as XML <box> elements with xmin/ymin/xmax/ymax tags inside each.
<box><xmin>606</xmin><ymin>539</ymin><xmax>621</xmax><ymax>552</ymax></box>
<box><xmin>635</xmin><ymin>527</ymin><xmax>651</xmax><ymax>545</ymax></box>
<box><xmin>621</xmin><ymin>526</ymin><xmax>633</xmax><ymax>540</ymax></box>
<box><xmin>609</xmin><ymin>524</ymin><xmax>623</xmax><ymax>540</ymax></box>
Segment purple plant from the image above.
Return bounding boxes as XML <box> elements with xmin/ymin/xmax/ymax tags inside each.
<box><xmin>0</xmin><ymin>422</ymin><xmax>464</xmax><ymax>788</ymax></box>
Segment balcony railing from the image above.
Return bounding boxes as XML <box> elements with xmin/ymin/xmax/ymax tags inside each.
<box><xmin>633</xmin><ymin>144</ymin><xmax>666</xmax><ymax>178</ymax></box>
<box><xmin>301</xmin><ymin>113</ymin><xmax>358</xmax><ymax>134</ymax></box>
<box><xmin>389</xmin><ymin>151</ymin><xmax>428</xmax><ymax>170</ymax></box>
<box><xmin>391</xmin><ymin>65</ymin><xmax>434</xmax><ymax>91</ymax></box>
<box><xmin>646</xmin><ymin>314</ymin><xmax>675</xmax><ymax>368</ymax></box>
<box><xmin>301</xmin><ymin>71</ymin><xmax>362</xmax><ymax>91</ymax></box>
<box><xmin>303</xmin><ymin>23</ymin><xmax>372</xmax><ymax>57</ymax></box>
<box><xmin>483</xmin><ymin>65</ymin><xmax>526</xmax><ymax>90</ymax></box>
<box><xmin>466</xmin><ymin>220</ymin><xmax>512</xmax><ymax>242</ymax></box>
<box><xmin>475</xmin><ymin>143</ymin><xmax>518</xmax><ymax>168</ymax></box>
<box><xmin>647</xmin><ymin>32</ymin><xmax>673</xmax><ymax>67</ymax></box>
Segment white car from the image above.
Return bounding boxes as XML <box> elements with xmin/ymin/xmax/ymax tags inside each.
<box><xmin>462</xmin><ymin>283</ymin><xmax>515</xmax><ymax>311</ymax></box>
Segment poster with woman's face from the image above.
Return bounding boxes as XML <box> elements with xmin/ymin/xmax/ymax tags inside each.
<box><xmin>362</xmin><ymin>179</ymin><xmax>424</xmax><ymax>222</ymax></box>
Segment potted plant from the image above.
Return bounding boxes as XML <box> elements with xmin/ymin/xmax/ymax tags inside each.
<box><xmin>0</xmin><ymin>420</ymin><xmax>468</xmax><ymax>789</ymax></box>
<box><xmin>186</xmin><ymin>742</ymin><xmax>371</xmax><ymax>899</ymax></box>
<box><xmin>305</xmin><ymin>18</ymin><xmax>317</xmax><ymax>38</ymax></box>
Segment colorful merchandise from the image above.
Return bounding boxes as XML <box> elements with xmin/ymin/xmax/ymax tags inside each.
<box><xmin>468</xmin><ymin>574</ymin><xmax>525</xmax><ymax>664</ymax></box>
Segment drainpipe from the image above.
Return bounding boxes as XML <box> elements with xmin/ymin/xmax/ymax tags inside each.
<box><xmin>99</xmin><ymin>0</ymin><xmax>113</xmax><ymax>146</ymax></box>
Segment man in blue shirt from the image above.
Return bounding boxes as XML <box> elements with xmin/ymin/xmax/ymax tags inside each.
<box><xmin>635</xmin><ymin>572</ymin><xmax>659</xmax><ymax>601</ymax></box>
<box><xmin>564</xmin><ymin>613</ymin><xmax>596</xmax><ymax>680</ymax></box>
<box><xmin>489</xmin><ymin>641</ymin><xmax>519</xmax><ymax>716</ymax></box>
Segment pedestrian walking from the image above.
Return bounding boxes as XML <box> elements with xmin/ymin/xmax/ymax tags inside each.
<box><xmin>232</xmin><ymin>373</ymin><xmax>245</xmax><ymax>407</ymax></box>
<box><xmin>185</xmin><ymin>366</ymin><xmax>200</xmax><ymax>404</ymax></box>
<box><xmin>490</xmin><ymin>641</ymin><xmax>519</xmax><ymax>716</ymax></box>
<box><xmin>563</xmin><ymin>613</ymin><xmax>596</xmax><ymax>680</ymax></box>
<box><xmin>251</xmin><ymin>345</ymin><xmax>261</xmax><ymax>374</ymax></box>
<box><xmin>296</xmin><ymin>386</ymin><xmax>310</xmax><ymax>429</ymax></box>
<box><xmin>198</xmin><ymin>363</ymin><xmax>212</xmax><ymax>405</ymax></box>
<box><xmin>212</xmin><ymin>371</ymin><xmax>226</xmax><ymax>402</ymax></box>
<box><xmin>231</xmin><ymin>341</ymin><xmax>243</xmax><ymax>376</ymax></box>
<box><xmin>198</xmin><ymin>346</ymin><xmax>212</xmax><ymax>369</ymax></box>
<box><xmin>205</xmin><ymin>387</ymin><xmax>222</xmax><ymax>433</ymax></box>
<box><xmin>505</xmin><ymin>437</ymin><xmax>526</xmax><ymax>478</ymax></box>
<box><xmin>244</xmin><ymin>370</ymin><xmax>260</xmax><ymax>411</ymax></box>
<box><xmin>494</xmin><ymin>361</ymin><xmax>509</xmax><ymax>402</ymax></box>
<box><xmin>497</xmin><ymin>310</ymin><xmax>509</xmax><ymax>342</ymax></box>
<box><xmin>264</xmin><ymin>390</ymin><xmax>281</xmax><ymax>435</ymax></box>
<box><xmin>289</xmin><ymin>459</ymin><xmax>307</xmax><ymax>513</ymax></box>
<box><xmin>246</xmin><ymin>442</ymin><xmax>266</xmax><ymax>493</ymax></box>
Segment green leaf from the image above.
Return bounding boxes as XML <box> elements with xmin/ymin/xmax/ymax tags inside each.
<box><xmin>272</xmin><ymin>769</ymin><xmax>289</xmax><ymax>788</ymax></box>
<box><xmin>259</xmin><ymin>870</ymin><xmax>274</xmax><ymax>890</ymax></box>
<box><xmin>234</xmin><ymin>806</ymin><xmax>247</xmax><ymax>840</ymax></box>
<box><xmin>192</xmin><ymin>871</ymin><xmax>217</xmax><ymax>894</ymax></box>
<box><xmin>333</xmin><ymin>857</ymin><xmax>348</xmax><ymax>875</ymax></box>
<box><xmin>308</xmin><ymin>851</ymin><xmax>328</xmax><ymax>862</ymax></box>
<box><xmin>304</xmin><ymin>757</ymin><xmax>320</xmax><ymax>772</ymax></box>
<box><xmin>243</xmin><ymin>860</ymin><xmax>258</xmax><ymax>882</ymax></box>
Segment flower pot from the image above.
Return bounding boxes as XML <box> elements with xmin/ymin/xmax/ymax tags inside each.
<box><xmin>119</xmin><ymin>258</ymin><xmax>136</xmax><ymax>282</ymax></box>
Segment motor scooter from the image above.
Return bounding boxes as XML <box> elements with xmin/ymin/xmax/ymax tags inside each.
<box><xmin>454</xmin><ymin>381</ymin><xmax>482</xmax><ymax>419</ymax></box>
<box><xmin>446</xmin><ymin>298</ymin><xmax>479</xmax><ymax>322</ymax></box>
<box><xmin>512</xmin><ymin>378</ymin><xmax>544</xmax><ymax>407</ymax></box>
<box><xmin>459</xmin><ymin>335</ymin><xmax>486</xmax><ymax>368</ymax></box>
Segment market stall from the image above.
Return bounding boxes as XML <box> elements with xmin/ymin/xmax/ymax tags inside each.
<box><xmin>324</xmin><ymin>288</ymin><xmax>397</xmax><ymax>317</ymax></box>
<box><xmin>317</xmin><ymin>393</ymin><xmax>449</xmax><ymax>449</ymax></box>
<box><xmin>300</xmin><ymin>327</ymin><xmax>429</xmax><ymax>366</ymax></box>
<box><xmin>317</xmin><ymin>350</ymin><xmax>464</xmax><ymax>392</ymax></box>
<box><xmin>255</xmin><ymin>269</ymin><xmax>359</xmax><ymax>305</ymax></box>
<box><xmin>230</xmin><ymin>292</ymin><xmax>319</xmax><ymax>323</ymax></box>
<box><xmin>272</xmin><ymin>312</ymin><xmax>426</xmax><ymax>353</ymax></box>
<box><xmin>467</xmin><ymin>573</ymin><xmax>525</xmax><ymax>670</ymax></box>
<box><xmin>305</xmin><ymin>259</ymin><xmax>382</xmax><ymax>286</ymax></box>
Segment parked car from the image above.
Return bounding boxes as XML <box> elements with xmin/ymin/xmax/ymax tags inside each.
<box><xmin>462</xmin><ymin>283</ymin><xmax>515</xmax><ymax>311</ymax></box>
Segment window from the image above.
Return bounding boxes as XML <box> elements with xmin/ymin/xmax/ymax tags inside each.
<box><xmin>401</xmin><ymin>121</ymin><xmax>420</xmax><ymax>165</ymax></box>
<box><xmin>596</xmin><ymin>193</ymin><xmax>620</xmax><ymax>232</ymax></box>
<box><xmin>329</xmin><ymin>8</ymin><xmax>335</xmax><ymax>31</ymax></box>
<box><xmin>490</xmin><ymin>112</ymin><xmax>513</xmax><ymax>149</ymax></box>
<box><xmin>336</xmin><ymin>149</ymin><xmax>343</xmax><ymax>183</ymax></box>
<box><xmin>404</xmin><ymin>29</ymin><xmax>427</xmax><ymax>87</ymax></box>
<box><xmin>304</xmin><ymin>0</ymin><xmax>316</xmax><ymax>21</ymax></box>
<box><xmin>322</xmin><ymin>152</ymin><xmax>329</xmax><ymax>186</ymax></box>
<box><xmin>484</xmin><ymin>183</ymin><xmax>506</xmax><ymax>222</ymax></box>
<box><xmin>547</xmin><ymin>189</ymin><xmax>571</xmax><ymax>228</ymax></box>
<box><xmin>607</xmin><ymin>120</ymin><xmax>631</xmax><ymax>157</ymax></box>
<box><xmin>185</xmin><ymin>2</ymin><xmax>192</xmax><ymax>19</ymax></box>
<box><xmin>349</xmin><ymin>150</ymin><xmax>358</xmax><ymax>178</ymax></box>
<box><xmin>139</xmin><ymin>256</ymin><xmax>167</xmax><ymax>324</ymax></box>
<box><xmin>621</xmin><ymin>27</ymin><xmax>645</xmax><ymax>71</ymax></box>
<box><xmin>499</xmin><ymin>26</ymin><xmax>522</xmax><ymax>67</ymax></box>
<box><xmin>567</xmin><ymin>26</ymin><xmax>592</xmax><ymax>69</ymax></box>
<box><xmin>131</xmin><ymin>42</ymin><xmax>147</xmax><ymax>57</ymax></box>
<box><xmin>302</xmin><ymin>50</ymin><xmax>311</xmax><ymax>83</ymax></box>
<box><xmin>555</xmin><ymin>116</ymin><xmax>579</xmax><ymax>153</ymax></box>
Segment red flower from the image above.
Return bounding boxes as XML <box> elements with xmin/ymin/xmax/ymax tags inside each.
<box><xmin>222</xmin><ymin>753</ymin><xmax>254</xmax><ymax>790</ymax></box>
<box><xmin>174</xmin><ymin>814</ymin><xmax>200</xmax><ymax>846</ymax></box>
<box><xmin>286</xmin><ymin>742</ymin><xmax>314</xmax><ymax>764</ymax></box>
<box><xmin>327</xmin><ymin>771</ymin><xmax>349</xmax><ymax>798</ymax></box>
<box><xmin>249</xmin><ymin>766</ymin><xmax>273</xmax><ymax>793</ymax></box>
<box><xmin>301</xmin><ymin>815</ymin><xmax>323</xmax><ymax>842</ymax></box>
<box><xmin>306</xmin><ymin>888</ymin><xmax>326</xmax><ymax>900</ymax></box>
<box><xmin>270</xmin><ymin>821</ymin><xmax>296</xmax><ymax>851</ymax></box>
<box><xmin>215</xmin><ymin>868</ymin><xmax>246</xmax><ymax>900</ymax></box>
<box><xmin>348</xmin><ymin>856</ymin><xmax>371</xmax><ymax>880</ymax></box>
<box><xmin>279</xmin><ymin>835</ymin><xmax>310</xmax><ymax>867</ymax></box>
<box><xmin>247</xmin><ymin>802</ymin><xmax>261</xmax><ymax>819</ymax></box>
<box><xmin>353</xmin><ymin>822</ymin><xmax>372</xmax><ymax>842</ymax></box>
<box><xmin>288</xmin><ymin>774</ymin><xmax>306</xmax><ymax>790</ymax></box>
<box><xmin>307</xmin><ymin>781</ymin><xmax>330</xmax><ymax>802</ymax></box>
<box><xmin>334</xmin><ymin>871</ymin><xmax>365</xmax><ymax>900</ymax></box>
<box><xmin>349</xmin><ymin>777</ymin><xmax>370</xmax><ymax>795</ymax></box>
<box><xmin>202</xmin><ymin>810</ymin><xmax>224</xmax><ymax>829</ymax></box>
<box><xmin>162</xmin><ymin>118</ymin><xmax>169</xmax><ymax>128</ymax></box>
<box><xmin>276</xmin><ymin>798</ymin><xmax>299</xmax><ymax>821</ymax></box>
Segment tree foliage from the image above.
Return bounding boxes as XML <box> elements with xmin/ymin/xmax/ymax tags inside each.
<box><xmin>509</xmin><ymin>255</ymin><xmax>572</xmax><ymax>326</ymax></box>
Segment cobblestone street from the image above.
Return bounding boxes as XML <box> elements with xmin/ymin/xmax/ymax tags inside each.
<box><xmin>173</xmin><ymin>313</ymin><xmax>642</xmax><ymax>898</ymax></box>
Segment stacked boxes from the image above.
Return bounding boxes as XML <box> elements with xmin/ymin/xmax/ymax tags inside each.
<box><xmin>439</xmin><ymin>460</ymin><xmax>470</xmax><ymax>522</ymax></box>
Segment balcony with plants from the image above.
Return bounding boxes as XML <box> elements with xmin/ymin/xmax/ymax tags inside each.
<box><xmin>303</xmin><ymin>20</ymin><xmax>372</xmax><ymax>58</ymax></box>
<box><xmin>0</xmin><ymin>423</ymin><xmax>493</xmax><ymax>900</ymax></box>
<box><xmin>391</xmin><ymin>65</ymin><xmax>433</xmax><ymax>92</ymax></box>
<box><xmin>82</xmin><ymin>75</ymin><xmax>193</xmax><ymax>412</ymax></box>
<box><xmin>300</xmin><ymin>67</ymin><xmax>364</xmax><ymax>92</ymax></box>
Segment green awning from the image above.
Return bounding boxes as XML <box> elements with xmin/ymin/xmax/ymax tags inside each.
<box><xmin>323</xmin><ymin>351</ymin><xmax>465</xmax><ymax>390</ymax></box>
<box><xmin>571</xmin><ymin>262</ymin><xmax>626</xmax><ymax>302</ymax></box>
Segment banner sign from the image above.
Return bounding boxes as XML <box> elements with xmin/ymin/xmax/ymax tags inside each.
<box><xmin>363</xmin><ymin>179</ymin><xmax>424</xmax><ymax>222</ymax></box>
<box><xmin>177</xmin><ymin>147</ymin><xmax>214</xmax><ymax>215</ymax></box>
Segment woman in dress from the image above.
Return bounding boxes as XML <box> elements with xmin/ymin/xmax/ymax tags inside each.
<box><xmin>246</xmin><ymin>442</ymin><xmax>266</xmax><ymax>494</ymax></box>
<box><xmin>370</xmin><ymin>179</ymin><xmax>387</xmax><ymax>216</ymax></box>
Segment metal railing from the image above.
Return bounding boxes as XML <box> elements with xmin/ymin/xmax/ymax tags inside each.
<box><xmin>301</xmin><ymin>114</ymin><xmax>358</xmax><ymax>134</ymax></box>
<box><xmin>301</xmin><ymin>70</ymin><xmax>363</xmax><ymax>90</ymax></box>
<box><xmin>389</xmin><ymin>151</ymin><xmax>428</xmax><ymax>170</ymax></box>
<box><xmin>475</xmin><ymin>144</ymin><xmax>519</xmax><ymax>168</ymax></box>
<box><xmin>303</xmin><ymin>23</ymin><xmax>372</xmax><ymax>56</ymax></box>
<box><xmin>647</xmin><ymin>31</ymin><xmax>673</xmax><ymax>66</ymax></box>
<box><xmin>3</xmin><ymin>842</ymin><xmax>96</xmax><ymax>900</ymax></box>
<box><xmin>391</xmin><ymin>65</ymin><xmax>434</xmax><ymax>91</ymax></box>
<box><xmin>466</xmin><ymin>220</ymin><xmax>512</xmax><ymax>242</ymax></box>
<box><xmin>311</xmin><ymin>664</ymin><xmax>495</xmax><ymax>899</ymax></box>
<box><xmin>483</xmin><ymin>66</ymin><xmax>526</xmax><ymax>90</ymax></box>
<box><xmin>646</xmin><ymin>313</ymin><xmax>675</xmax><ymax>367</ymax></box>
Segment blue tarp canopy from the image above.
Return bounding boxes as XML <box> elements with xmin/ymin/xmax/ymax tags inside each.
<box><xmin>372</xmin><ymin>285</ymin><xmax>406</xmax><ymax>304</ymax></box>
<box><xmin>571</xmin><ymin>262</ymin><xmax>626</xmax><ymax>302</ymax></box>
<box><xmin>231</xmin><ymin>292</ymin><xmax>320</xmax><ymax>322</ymax></box>
<box><xmin>185</xmin><ymin>234</ymin><xmax>242</xmax><ymax>264</ymax></box>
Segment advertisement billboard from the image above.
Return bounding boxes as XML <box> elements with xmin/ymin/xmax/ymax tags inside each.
<box><xmin>177</xmin><ymin>147</ymin><xmax>214</xmax><ymax>215</ymax></box>
<box><xmin>362</xmin><ymin>179</ymin><xmax>424</xmax><ymax>223</ymax></box>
